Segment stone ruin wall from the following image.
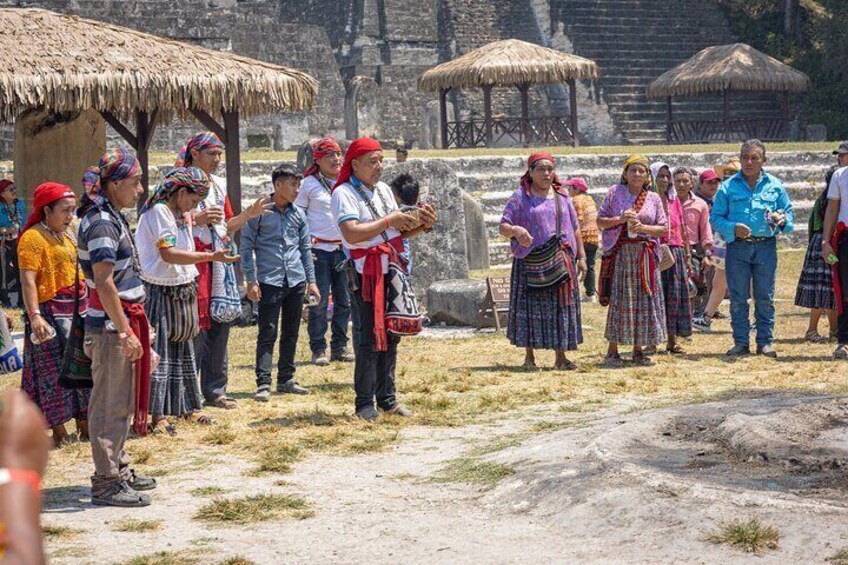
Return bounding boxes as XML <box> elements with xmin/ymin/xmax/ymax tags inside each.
<box><xmin>0</xmin><ymin>0</ymin><xmax>616</xmax><ymax>157</ymax></box>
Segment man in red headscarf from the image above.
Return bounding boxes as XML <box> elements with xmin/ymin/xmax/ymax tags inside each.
<box><xmin>329</xmin><ymin>138</ymin><xmax>437</xmax><ymax>422</ymax></box>
<box><xmin>293</xmin><ymin>137</ymin><xmax>355</xmax><ymax>368</ymax></box>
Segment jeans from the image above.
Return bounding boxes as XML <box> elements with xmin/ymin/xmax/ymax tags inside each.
<box><xmin>307</xmin><ymin>248</ymin><xmax>351</xmax><ymax>355</ymax></box>
<box><xmin>583</xmin><ymin>243</ymin><xmax>598</xmax><ymax>296</ymax></box>
<box><xmin>836</xmin><ymin>233</ymin><xmax>848</xmax><ymax>344</ymax></box>
<box><xmin>726</xmin><ymin>238</ymin><xmax>777</xmax><ymax>347</ymax></box>
<box><xmin>256</xmin><ymin>282</ymin><xmax>305</xmax><ymax>388</ymax></box>
<box><xmin>195</xmin><ymin>320</ymin><xmax>231</xmax><ymax>402</ymax></box>
<box><xmin>352</xmin><ymin>282</ymin><xmax>399</xmax><ymax>412</ymax></box>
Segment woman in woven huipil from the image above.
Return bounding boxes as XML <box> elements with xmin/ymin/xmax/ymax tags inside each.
<box><xmin>597</xmin><ymin>155</ymin><xmax>668</xmax><ymax>366</ymax></box>
<box><xmin>566</xmin><ymin>177</ymin><xmax>600</xmax><ymax>302</ymax></box>
<box><xmin>136</xmin><ymin>167</ymin><xmax>239</xmax><ymax>433</ymax></box>
<box><xmin>499</xmin><ymin>153</ymin><xmax>587</xmax><ymax>370</ymax></box>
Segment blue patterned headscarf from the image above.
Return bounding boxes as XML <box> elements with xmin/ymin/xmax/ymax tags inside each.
<box><xmin>141</xmin><ymin>167</ymin><xmax>210</xmax><ymax>213</ymax></box>
<box><xmin>80</xmin><ymin>148</ymin><xmax>141</xmax><ymax>214</ymax></box>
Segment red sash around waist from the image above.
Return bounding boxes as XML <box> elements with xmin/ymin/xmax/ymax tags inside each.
<box><xmin>349</xmin><ymin>237</ymin><xmax>404</xmax><ymax>351</ymax></box>
<box><xmin>831</xmin><ymin>222</ymin><xmax>848</xmax><ymax>315</ymax></box>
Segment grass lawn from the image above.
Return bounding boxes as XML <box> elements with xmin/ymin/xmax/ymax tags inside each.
<box><xmin>9</xmin><ymin>247</ymin><xmax>846</xmax><ymax>498</ymax></box>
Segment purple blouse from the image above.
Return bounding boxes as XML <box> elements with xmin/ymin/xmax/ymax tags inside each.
<box><xmin>597</xmin><ymin>184</ymin><xmax>668</xmax><ymax>252</ymax></box>
<box><xmin>501</xmin><ymin>188</ymin><xmax>579</xmax><ymax>260</ymax></box>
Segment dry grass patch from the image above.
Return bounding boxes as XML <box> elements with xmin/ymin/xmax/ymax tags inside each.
<box><xmin>118</xmin><ymin>551</ymin><xmax>201</xmax><ymax>565</ymax></box>
<box><xmin>705</xmin><ymin>517</ymin><xmax>780</xmax><ymax>554</ymax></box>
<box><xmin>42</xmin><ymin>524</ymin><xmax>85</xmax><ymax>539</ymax></box>
<box><xmin>111</xmin><ymin>518</ymin><xmax>163</xmax><ymax>533</ymax></box>
<box><xmin>827</xmin><ymin>549</ymin><xmax>848</xmax><ymax>565</ymax></box>
<box><xmin>203</xmin><ymin>424</ymin><xmax>237</xmax><ymax>446</ymax></box>
<box><xmin>433</xmin><ymin>457</ymin><xmax>516</xmax><ymax>486</ymax></box>
<box><xmin>191</xmin><ymin>486</ymin><xmax>229</xmax><ymax>497</ymax></box>
<box><xmin>195</xmin><ymin>494</ymin><xmax>314</xmax><ymax>525</ymax></box>
<box><xmin>217</xmin><ymin>558</ymin><xmax>258</xmax><ymax>565</ymax></box>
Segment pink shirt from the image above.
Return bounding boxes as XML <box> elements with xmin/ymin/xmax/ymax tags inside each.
<box><xmin>661</xmin><ymin>197</ymin><xmax>685</xmax><ymax>247</ymax></box>
<box><xmin>680</xmin><ymin>193</ymin><xmax>713</xmax><ymax>248</ymax></box>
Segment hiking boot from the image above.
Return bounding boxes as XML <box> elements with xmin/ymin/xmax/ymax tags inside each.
<box><xmin>278</xmin><ymin>380</ymin><xmax>310</xmax><ymax>395</ymax></box>
<box><xmin>127</xmin><ymin>469</ymin><xmax>157</xmax><ymax>491</ymax></box>
<box><xmin>254</xmin><ymin>385</ymin><xmax>271</xmax><ymax>403</ymax></box>
<box><xmin>330</xmin><ymin>349</ymin><xmax>355</xmax><ymax>363</ymax></box>
<box><xmin>355</xmin><ymin>406</ymin><xmax>379</xmax><ymax>422</ymax></box>
<box><xmin>834</xmin><ymin>344</ymin><xmax>848</xmax><ymax>360</ymax></box>
<box><xmin>756</xmin><ymin>344</ymin><xmax>778</xmax><ymax>358</ymax></box>
<box><xmin>311</xmin><ymin>353</ymin><xmax>329</xmax><ymax>366</ymax></box>
<box><xmin>381</xmin><ymin>404</ymin><xmax>413</xmax><ymax>417</ymax></box>
<box><xmin>92</xmin><ymin>481</ymin><xmax>151</xmax><ymax>508</ymax></box>
<box><xmin>692</xmin><ymin>316</ymin><xmax>712</xmax><ymax>333</ymax></box>
<box><xmin>725</xmin><ymin>344</ymin><xmax>750</xmax><ymax>357</ymax></box>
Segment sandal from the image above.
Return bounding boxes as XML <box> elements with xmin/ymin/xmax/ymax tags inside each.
<box><xmin>632</xmin><ymin>353</ymin><xmax>655</xmax><ymax>366</ymax></box>
<box><xmin>148</xmin><ymin>419</ymin><xmax>177</xmax><ymax>437</ymax></box>
<box><xmin>206</xmin><ymin>396</ymin><xmax>238</xmax><ymax>410</ymax></box>
<box><xmin>805</xmin><ymin>330</ymin><xmax>828</xmax><ymax>343</ymax></box>
<box><xmin>667</xmin><ymin>344</ymin><xmax>685</xmax><ymax>355</ymax></box>
<box><xmin>555</xmin><ymin>358</ymin><xmax>577</xmax><ymax>371</ymax></box>
<box><xmin>184</xmin><ymin>412</ymin><xmax>216</xmax><ymax>426</ymax></box>
<box><xmin>601</xmin><ymin>354</ymin><xmax>624</xmax><ymax>368</ymax></box>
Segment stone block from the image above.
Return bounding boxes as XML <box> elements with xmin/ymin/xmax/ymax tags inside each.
<box><xmin>14</xmin><ymin>109</ymin><xmax>105</xmax><ymax>202</ymax></box>
<box><xmin>426</xmin><ymin>279</ymin><xmax>488</xmax><ymax>326</ymax></box>
<box><xmin>383</xmin><ymin>160</ymin><xmax>469</xmax><ymax>305</ymax></box>
<box><xmin>462</xmin><ymin>192</ymin><xmax>489</xmax><ymax>270</ymax></box>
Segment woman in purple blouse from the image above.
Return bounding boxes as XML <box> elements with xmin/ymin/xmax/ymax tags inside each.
<box><xmin>596</xmin><ymin>154</ymin><xmax>669</xmax><ymax>366</ymax></box>
<box><xmin>499</xmin><ymin>153</ymin><xmax>587</xmax><ymax>370</ymax></box>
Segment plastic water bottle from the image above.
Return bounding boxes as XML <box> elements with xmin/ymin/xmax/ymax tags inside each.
<box><xmin>30</xmin><ymin>325</ymin><xmax>56</xmax><ymax>345</ymax></box>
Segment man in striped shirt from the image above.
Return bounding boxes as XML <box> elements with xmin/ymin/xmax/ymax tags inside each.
<box><xmin>78</xmin><ymin>149</ymin><xmax>155</xmax><ymax>507</ymax></box>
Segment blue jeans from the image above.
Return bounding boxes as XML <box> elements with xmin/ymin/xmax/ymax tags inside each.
<box><xmin>726</xmin><ymin>238</ymin><xmax>777</xmax><ymax>347</ymax></box>
<box><xmin>307</xmin><ymin>248</ymin><xmax>351</xmax><ymax>355</ymax></box>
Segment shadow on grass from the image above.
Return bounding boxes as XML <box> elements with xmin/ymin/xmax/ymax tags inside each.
<box><xmin>249</xmin><ymin>409</ymin><xmax>348</xmax><ymax>429</ymax></box>
<box><xmin>42</xmin><ymin>485</ymin><xmax>91</xmax><ymax>513</ymax></box>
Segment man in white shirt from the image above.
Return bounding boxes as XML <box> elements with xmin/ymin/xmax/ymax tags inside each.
<box><xmin>295</xmin><ymin>138</ymin><xmax>355</xmax><ymax>366</ymax></box>
<box><xmin>821</xmin><ymin>141</ymin><xmax>848</xmax><ymax>359</ymax></box>
<box><xmin>330</xmin><ymin>138</ymin><xmax>436</xmax><ymax>422</ymax></box>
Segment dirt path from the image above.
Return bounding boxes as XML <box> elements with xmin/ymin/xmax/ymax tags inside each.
<box><xmin>43</xmin><ymin>394</ymin><xmax>848</xmax><ymax>564</ymax></box>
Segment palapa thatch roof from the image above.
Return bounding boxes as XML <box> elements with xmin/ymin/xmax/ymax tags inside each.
<box><xmin>647</xmin><ymin>43</ymin><xmax>810</xmax><ymax>99</ymax></box>
<box><xmin>418</xmin><ymin>39</ymin><xmax>599</xmax><ymax>92</ymax></box>
<box><xmin>0</xmin><ymin>8</ymin><xmax>318</xmax><ymax>122</ymax></box>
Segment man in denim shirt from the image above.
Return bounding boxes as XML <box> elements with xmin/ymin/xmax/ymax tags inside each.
<box><xmin>711</xmin><ymin>139</ymin><xmax>794</xmax><ymax>358</ymax></box>
<box><xmin>242</xmin><ymin>164</ymin><xmax>319</xmax><ymax>401</ymax></box>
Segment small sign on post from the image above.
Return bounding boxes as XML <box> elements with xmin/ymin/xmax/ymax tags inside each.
<box><xmin>477</xmin><ymin>277</ymin><xmax>511</xmax><ymax>330</ymax></box>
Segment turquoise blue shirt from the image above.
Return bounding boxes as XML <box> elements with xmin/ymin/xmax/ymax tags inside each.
<box><xmin>0</xmin><ymin>199</ymin><xmax>25</xmax><ymax>232</ymax></box>
<box><xmin>710</xmin><ymin>171</ymin><xmax>794</xmax><ymax>244</ymax></box>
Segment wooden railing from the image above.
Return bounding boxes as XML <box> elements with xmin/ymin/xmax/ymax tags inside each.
<box><xmin>667</xmin><ymin>118</ymin><xmax>789</xmax><ymax>144</ymax></box>
<box><xmin>447</xmin><ymin>116</ymin><xmax>574</xmax><ymax>148</ymax></box>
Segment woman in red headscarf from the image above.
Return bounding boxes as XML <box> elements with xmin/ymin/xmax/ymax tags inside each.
<box><xmin>500</xmin><ymin>153</ymin><xmax>588</xmax><ymax>370</ymax></box>
<box><xmin>0</xmin><ymin>179</ymin><xmax>25</xmax><ymax>308</ymax></box>
<box><xmin>18</xmin><ymin>182</ymin><xmax>88</xmax><ymax>447</ymax></box>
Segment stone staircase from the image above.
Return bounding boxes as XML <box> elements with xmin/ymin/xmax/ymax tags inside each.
<box><xmin>452</xmin><ymin>151</ymin><xmax>833</xmax><ymax>267</ymax></box>
<box><xmin>550</xmin><ymin>0</ymin><xmax>782</xmax><ymax>144</ymax></box>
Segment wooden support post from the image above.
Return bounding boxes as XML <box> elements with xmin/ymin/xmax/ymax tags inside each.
<box><xmin>222</xmin><ymin>110</ymin><xmax>242</xmax><ymax>216</ymax></box>
<box><xmin>439</xmin><ymin>89</ymin><xmax>449</xmax><ymax>149</ymax></box>
<box><xmin>723</xmin><ymin>89</ymin><xmax>731</xmax><ymax>136</ymax></box>
<box><xmin>666</xmin><ymin>97</ymin><xmax>673</xmax><ymax>142</ymax></box>
<box><xmin>519</xmin><ymin>84</ymin><xmax>530</xmax><ymax>147</ymax></box>
<box><xmin>482</xmin><ymin>85</ymin><xmax>493</xmax><ymax>146</ymax></box>
<box><xmin>781</xmin><ymin>91</ymin><xmax>789</xmax><ymax>139</ymax></box>
<box><xmin>568</xmin><ymin>79</ymin><xmax>579</xmax><ymax>147</ymax></box>
<box><xmin>189</xmin><ymin>108</ymin><xmax>226</xmax><ymax>141</ymax></box>
<box><xmin>134</xmin><ymin>109</ymin><xmax>159</xmax><ymax>205</ymax></box>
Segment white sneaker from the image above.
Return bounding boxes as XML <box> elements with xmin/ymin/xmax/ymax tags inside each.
<box><xmin>692</xmin><ymin>316</ymin><xmax>712</xmax><ymax>332</ymax></box>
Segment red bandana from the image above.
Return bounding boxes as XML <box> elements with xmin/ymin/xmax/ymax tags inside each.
<box><xmin>333</xmin><ymin>137</ymin><xmax>383</xmax><ymax>191</ymax></box>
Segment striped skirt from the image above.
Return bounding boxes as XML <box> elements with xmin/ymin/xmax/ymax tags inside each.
<box><xmin>145</xmin><ymin>282</ymin><xmax>202</xmax><ymax>417</ymax></box>
<box><xmin>661</xmin><ymin>246</ymin><xmax>693</xmax><ymax>338</ymax></box>
<box><xmin>795</xmin><ymin>232</ymin><xmax>836</xmax><ymax>310</ymax></box>
<box><xmin>507</xmin><ymin>254</ymin><xmax>583</xmax><ymax>351</ymax></box>
<box><xmin>604</xmin><ymin>243</ymin><xmax>667</xmax><ymax>346</ymax></box>
<box><xmin>21</xmin><ymin>292</ymin><xmax>90</xmax><ymax>427</ymax></box>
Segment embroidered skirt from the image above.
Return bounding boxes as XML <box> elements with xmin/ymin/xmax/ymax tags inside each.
<box><xmin>145</xmin><ymin>282</ymin><xmax>202</xmax><ymax>417</ymax></box>
<box><xmin>795</xmin><ymin>232</ymin><xmax>836</xmax><ymax>310</ymax></box>
<box><xmin>21</xmin><ymin>293</ymin><xmax>90</xmax><ymax>427</ymax></box>
<box><xmin>604</xmin><ymin>243</ymin><xmax>667</xmax><ymax>346</ymax></box>
<box><xmin>661</xmin><ymin>245</ymin><xmax>693</xmax><ymax>338</ymax></box>
<box><xmin>507</xmin><ymin>254</ymin><xmax>583</xmax><ymax>351</ymax></box>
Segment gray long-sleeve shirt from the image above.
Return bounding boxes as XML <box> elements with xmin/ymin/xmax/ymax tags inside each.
<box><xmin>240</xmin><ymin>204</ymin><xmax>315</xmax><ymax>288</ymax></box>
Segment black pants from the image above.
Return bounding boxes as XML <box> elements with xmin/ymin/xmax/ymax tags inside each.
<box><xmin>837</xmin><ymin>233</ymin><xmax>848</xmax><ymax>344</ymax></box>
<box><xmin>583</xmin><ymin>243</ymin><xmax>598</xmax><ymax>296</ymax></box>
<box><xmin>352</xmin><ymin>281</ymin><xmax>399</xmax><ymax>412</ymax></box>
<box><xmin>195</xmin><ymin>319</ymin><xmax>230</xmax><ymax>402</ymax></box>
<box><xmin>255</xmin><ymin>282</ymin><xmax>305</xmax><ymax>388</ymax></box>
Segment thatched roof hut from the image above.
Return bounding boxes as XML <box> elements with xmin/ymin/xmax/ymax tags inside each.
<box><xmin>0</xmin><ymin>8</ymin><xmax>318</xmax><ymax>210</ymax></box>
<box><xmin>0</xmin><ymin>8</ymin><xmax>317</xmax><ymax>122</ymax></box>
<box><xmin>418</xmin><ymin>39</ymin><xmax>598</xmax><ymax>92</ymax></box>
<box><xmin>418</xmin><ymin>39</ymin><xmax>599</xmax><ymax>148</ymax></box>
<box><xmin>646</xmin><ymin>43</ymin><xmax>809</xmax><ymax>99</ymax></box>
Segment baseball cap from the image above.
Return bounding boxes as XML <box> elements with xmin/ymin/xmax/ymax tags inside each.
<box><xmin>833</xmin><ymin>141</ymin><xmax>848</xmax><ymax>155</ymax></box>
<box><xmin>699</xmin><ymin>170</ymin><xmax>720</xmax><ymax>183</ymax></box>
